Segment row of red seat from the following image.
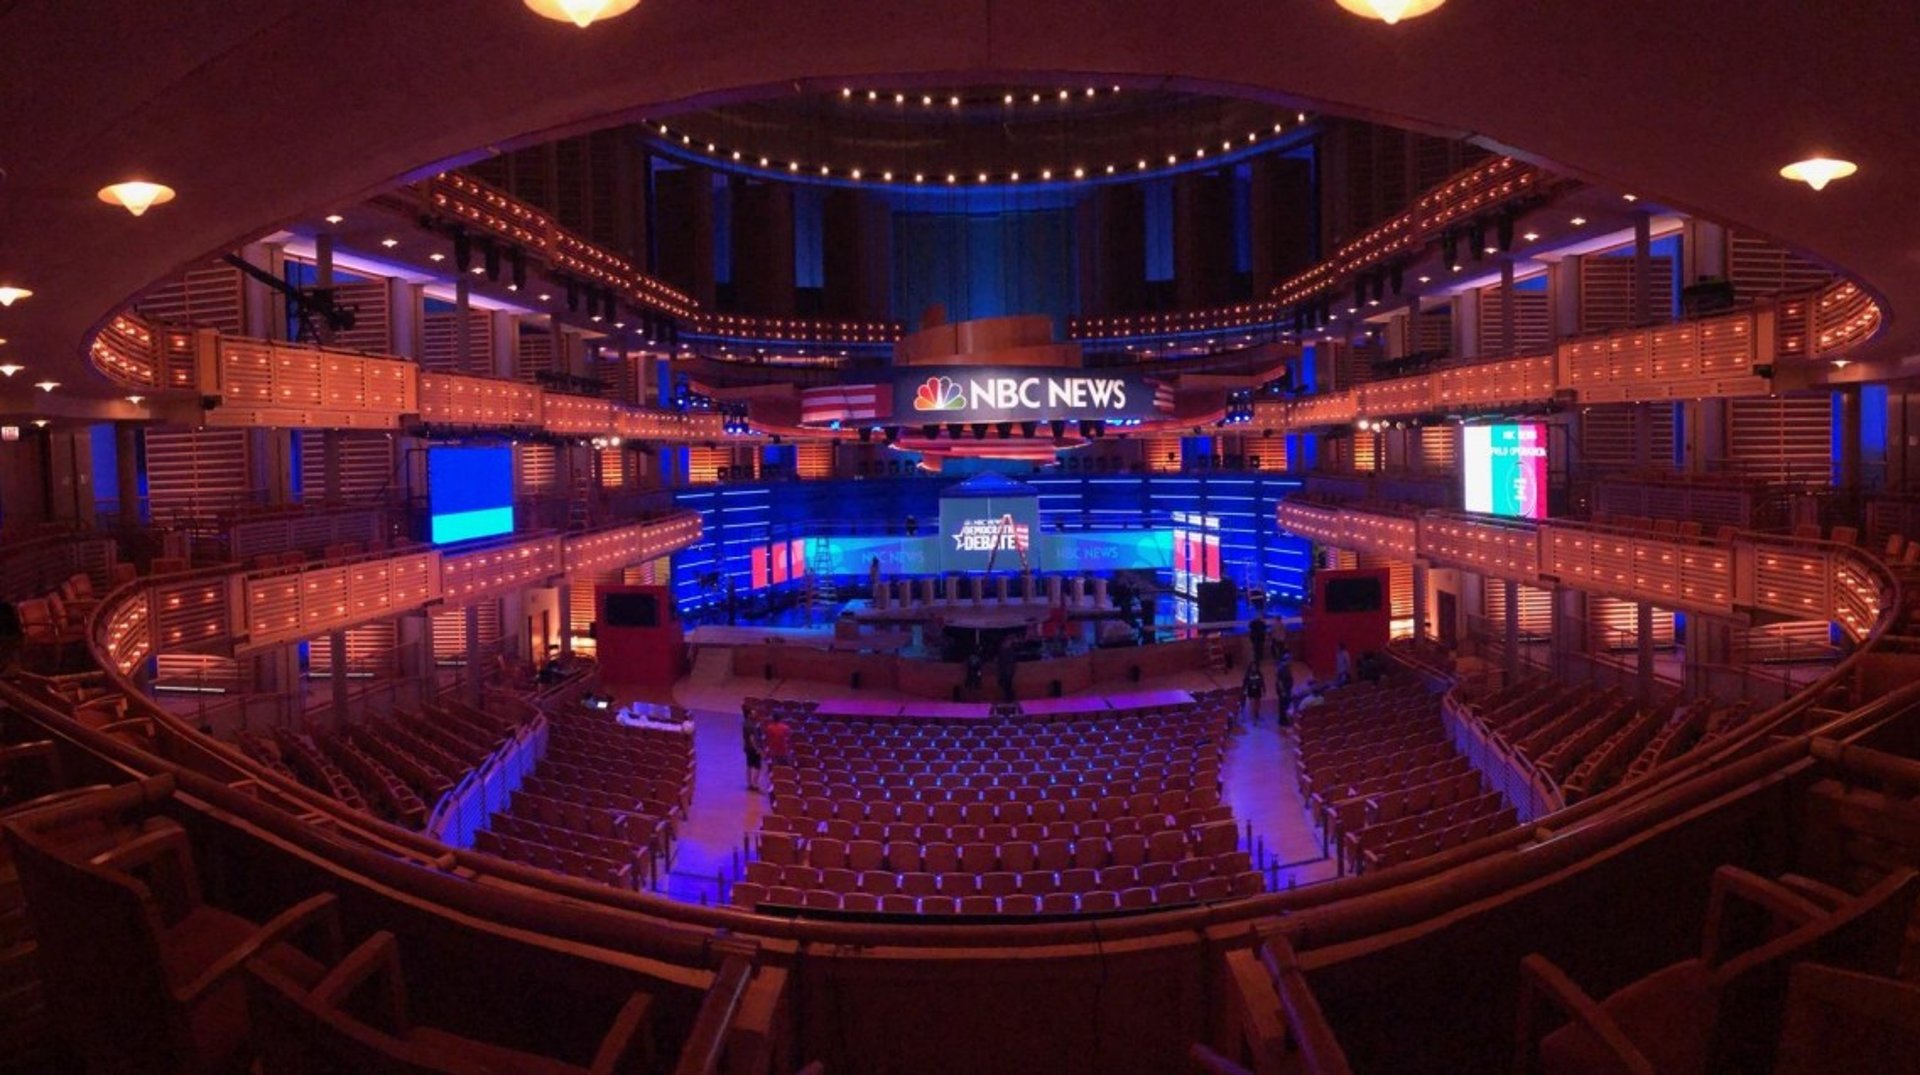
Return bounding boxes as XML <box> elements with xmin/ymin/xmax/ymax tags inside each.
<box><xmin>760</xmin><ymin>820</ymin><xmax>1240</xmax><ymax>876</ymax></box>
<box><xmin>746</xmin><ymin>849</ymin><xmax>1254</xmax><ymax>896</ymax></box>
<box><xmin>733</xmin><ymin>872</ymin><xmax>1265</xmax><ymax>914</ymax></box>
<box><xmin>474</xmin><ymin>826</ymin><xmax>639</xmax><ymax>890</ymax></box>
<box><xmin>761</xmin><ymin>805</ymin><xmax>1234</xmax><ymax>846</ymax></box>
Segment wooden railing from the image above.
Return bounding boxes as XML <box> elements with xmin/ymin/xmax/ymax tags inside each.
<box><xmin>1277</xmin><ymin>157</ymin><xmax>1555</xmax><ymax>306</ymax></box>
<box><xmin>97</xmin><ymin>511</ymin><xmax>701</xmax><ymax>660</ymax></box>
<box><xmin>1278</xmin><ymin>498</ymin><xmax>1891</xmax><ymax>636</ymax></box>
<box><xmin>1251</xmin><ymin>279</ymin><xmax>1880</xmax><ymax>434</ymax></box>
<box><xmin>93</xmin><ymin>308</ymin><xmax>743</xmax><ymax>443</ymax></box>
<box><xmin>416</xmin><ymin>171</ymin><xmax>695</xmax><ymax>318</ymax></box>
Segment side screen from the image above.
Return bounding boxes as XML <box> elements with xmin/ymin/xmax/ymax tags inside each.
<box><xmin>428</xmin><ymin>445</ymin><xmax>514</xmax><ymax>544</ymax></box>
<box><xmin>1462</xmin><ymin>423</ymin><xmax>1548</xmax><ymax>520</ymax></box>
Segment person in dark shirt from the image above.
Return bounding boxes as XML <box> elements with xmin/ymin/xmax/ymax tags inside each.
<box><xmin>742</xmin><ymin>713</ymin><xmax>763</xmax><ymax>791</ymax></box>
<box><xmin>996</xmin><ymin>639</ymin><xmax>1019</xmax><ymax>703</ymax></box>
<box><xmin>1247</xmin><ymin>614</ymin><xmax>1267</xmax><ymax>669</ymax></box>
<box><xmin>1275</xmin><ymin>649</ymin><xmax>1295</xmax><ymax>726</ymax></box>
<box><xmin>1241</xmin><ymin>662</ymin><xmax>1265</xmax><ymax>727</ymax></box>
<box><xmin>965</xmin><ymin>646</ymin><xmax>985</xmax><ymax>697</ymax></box>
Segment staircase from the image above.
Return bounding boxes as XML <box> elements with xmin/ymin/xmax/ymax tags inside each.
<box><xmin>1206</xmin><ymin>635</ymin><xmax>1229</xmax><ymax>675</ymax></box>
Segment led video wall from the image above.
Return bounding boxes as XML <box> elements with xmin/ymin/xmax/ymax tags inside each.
<box><xmin>427</xmin><ymin>445</ymin><xmax>515</xmax><ymax>544</ymax></box>
<box><xmin>1463</xmin><ymin>423</ymin><xmax>1549</xmax><ymax>520</ymax></box>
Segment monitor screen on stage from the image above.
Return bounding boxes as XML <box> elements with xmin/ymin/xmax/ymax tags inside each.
<box><xmin>939</xmin><ymin>494</ymin><xmax>1040</xmax><ymax>573</ymax></box>
<box><xmin>427</xmin><ymin>445</ymin><xmax>515</xmax><ymax>544</ymax></box>
<box><xmin>1462</xmin><ymin>423</ymin><xmax>1548</xmax><ymax>520</ymax></box>
<box><xmin>1324</xmin><ymin>576</ymin><xmax>1383</xmax><ymax>614</ymax></box>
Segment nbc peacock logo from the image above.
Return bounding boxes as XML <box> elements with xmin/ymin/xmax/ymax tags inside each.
<box><xmin>912</xmin><ymin>375</ymin><xmax>967</xmax><ymax>412</ymax></box>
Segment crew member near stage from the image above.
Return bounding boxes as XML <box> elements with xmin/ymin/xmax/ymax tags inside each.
<box><xmin>996</xmin><ymin>638</ymin><xmax>1019</xmax><ymax>703</ymax></box>
<box><xmin>1247</xmin><ymin>614</ymin><xmax>1268</xmax><ymax>668</ymax></box>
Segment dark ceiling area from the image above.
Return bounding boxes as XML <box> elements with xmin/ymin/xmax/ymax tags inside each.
<box><xmin>646</xmin><ymin>87</ymin><xmax>1308</xmax><ymax>187</ymax></box>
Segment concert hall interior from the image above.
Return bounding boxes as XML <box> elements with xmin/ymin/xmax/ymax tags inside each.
<box><xmin>3</xmin><ymin>2</ymin><xmax>1920</xmax><ymax>1072</ymax></box>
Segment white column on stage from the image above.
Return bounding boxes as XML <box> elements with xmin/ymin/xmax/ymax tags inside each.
<box><xmin>897</xmin><ymin>580</ymin><xmax>912</xmax><ymax>608</ymax></box>
<box><xmin>971</xmin><ymin>576</ymin><xmax>984</xmax><ymax>605</ymax></box>
<box><xmin>1022</xmin><ymin>573</ymin><xmax>1037</xmax><ymax>602</ymax></box>
<box><xmin>874</xmin><ymin>579</ymin><xmax>888</xmax><ymax>609</ymax></box>
<box><xmin>1092</xmin><ymin>577</ymin><xmax>1109</xmax><ymax>607</ymax></box>
<box><xmin>921</xmin><ymin>577</ymin><xmax>936</xmax><ymax>606</ymax></box>
<box><xmin>1047</xmin><ymin>576</ymin><xmax>1063</xmax><ymax>604</ymax></box>
<box><xmin>995</xmin><ymin>576</ymin><xmax>1010</xmax><ymax>603</ymax></box>
<box><xmin>1070</xmin><ymin>576</ymin><xmax>1086</xmax><ymax>605</ymax></box>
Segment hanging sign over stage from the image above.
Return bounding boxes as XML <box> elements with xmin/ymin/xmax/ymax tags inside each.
<box><xmin>895</xmin><ymin>367</ymin><xmax>1161</xmax><ymax>423</ymax></box>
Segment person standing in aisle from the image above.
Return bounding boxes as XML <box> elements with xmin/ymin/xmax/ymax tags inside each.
<box><xmin>742</xmin><ymin>711</ymin><xmax>763</xmax><ymax>792</ymax></box>
<box><xmin>1247</xmin><ymin>613</ymin><xmax>1268</xmax><ymax>670</ymax></box>
<box><xmin>1335</xmin><ymin>641</ymin><xmax>1352</xmax><ymax>686</ymax></box>
<box><xmin>1275</xmin><ymin>648</ymin><xmax>1295</xmax><ymax>727</ymax></box>
<box><xmin>1241</xmin><ymin>661</ymin><xmax>1265</xmax><ymax>728</ymax></box>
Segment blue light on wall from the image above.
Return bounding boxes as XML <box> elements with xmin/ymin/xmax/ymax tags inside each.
<box><xmin>427</xmin><ymin>446</ymin><xmax>515</xmax><ymax>544</ymax></box>
<box><xmin>1143</xmin><ymin>179</ymin><xmax>1174</xmax><ymax>283</ymax></box>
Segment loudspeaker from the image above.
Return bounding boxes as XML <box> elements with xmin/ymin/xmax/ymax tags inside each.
<box><xmin>1197</xmin><ymin>581</ymin><xmax>1238</xmax><ymax>624</ymax></box>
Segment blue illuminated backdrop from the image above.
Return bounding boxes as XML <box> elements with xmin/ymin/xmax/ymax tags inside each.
<box><xmin>427</xmin><ymin>445</ymin><xmax>515</xmax><ymax>544</ymax></box>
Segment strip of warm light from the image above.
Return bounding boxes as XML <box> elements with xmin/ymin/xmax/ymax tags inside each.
<box><xmin>97</xmin><ymin>181</ymin><xmax>176</xmax><ymax>217</ymax></box>
<box><xmin>1779</xmin><ymin>157</ymin><xmax>1858</xmax><ymax>191</ymax></box>
<box><xmin>523</xmin><ymin>0</ymin><xmax>641</xmax><ymax>27</ymax></box>
<box><xmin>0</xmin><ymin>287</ymin><xmax>30</xmax><ymax>307</ymax></box>
<box><xmin>1334</xmin><ymin>0</ymin><xmax>1445</xmax><ymax>23</ymax></box>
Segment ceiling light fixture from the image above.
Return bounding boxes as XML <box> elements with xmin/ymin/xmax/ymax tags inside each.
<box><xmin>97</xmin><ymin>181</ymin><xmax>176</xmax><ymax>217</ymax></box>
<box><xmin>522</xmin><ymin>0</ymin><xmax>641</xmax><ymax>28</ymax></box>
<box><xmin>0</xmin><ymin>287</ymin><xmax>32</xmax><ymax>307</ymax></box>
<box><xmin>323</xmin><ymin>213</ymin><xmax>344</xmax><ymax>224</ymax></box>
<box><xmin>1570</xmin><ymin>216</ymin><xmax>1587</xmax><ymax>226</ymax></box>
<box><xmin>127</xmin><ymin>395</ymin><xmax>145</xmax><ymax>405</ymax></box>
<box><xmin>33</xmin><ymin>380</ymin><xmax>58</xmax><ymax>392</ymax></box>
<box><xmin>1522</xmin><ymin>231</ymin><xmax>1540</xmax><ymax>242</ymax></box>
<box><xmin>30</xmin><ymin>420</ymin><xmax>46</xmax><ymax>429</ymax></box>
<box><xmin>0</xmin><ymin>364</ymin><xmax>22</xmax><ymax>377</ymax></box>
<box><xmin>1334</xmin><ymin>0</ymin><xmax>1445</xmax><ymax>22</ymax></box>
<box><xmin>381</xmin><ymin>238</ymin><xmax>398</xmax><ymax>248</ymax></box>
<box><xmin>1779</xmin><ymin>157</ymin><xmax>1858</xmax><ymax>191</ymax></box>
<box><xmin>428</xmin><ymin>252</ymin><xmax>445</xmax><ymax>262</ymax></box>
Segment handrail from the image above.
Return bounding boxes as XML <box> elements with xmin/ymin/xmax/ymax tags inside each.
<box><xmin>426</xmin><ymin>712</ymin><xmax>548</xmax><ymax>847</ymax></box>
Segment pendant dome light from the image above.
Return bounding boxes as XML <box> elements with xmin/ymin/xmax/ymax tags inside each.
<box><xmin>1334</xmin><ymin>0</ymin><xmax>1446</xmax><ymax>24</ymax></box>
<box><xmin>523</xmin><ymin>0</ymin><xmax>641</xmax><ymax>28</ymax></box>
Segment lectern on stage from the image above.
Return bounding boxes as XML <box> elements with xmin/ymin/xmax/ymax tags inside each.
<box><xmin>595</xmin><ymin>585</ymin><xmax>685</xmax><ymax>691</ymax></box>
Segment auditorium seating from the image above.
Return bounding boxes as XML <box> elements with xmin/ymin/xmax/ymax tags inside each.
<box><xmin>1515</xmin><ymin>866</ymin><xmax>1918</xmax><ymax>1075</ymax></box>
<box><xmin>1290</xmin><ymin>679</ymin><xmax>1506</xmax><ymax>873</ymax></box>
<box><xmin>467</xmin><ymin>704</ymin><xmax>694</xmax><ymax>891</ymax></box>
<box><xmin>742</xmin><ymin>694</ymin><xmax>1257</xmax><ymax>913</ymax></box>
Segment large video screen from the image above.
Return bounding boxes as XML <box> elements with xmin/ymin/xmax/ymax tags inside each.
<box><xmin>1462</xmin><ymin>423</ymin><xmax>1548</xmax><ymax>520</ymax></box>
<box><xmin>428</xmin><ymin>445</ymin><xmax>515</xmax><ymax>544</ymax></box>
<box><xmin>938</xmin><ymin>494</ymin><xmax>1040</xmax><ymax>573</ymax></box>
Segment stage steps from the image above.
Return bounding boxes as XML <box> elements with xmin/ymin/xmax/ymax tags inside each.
<box><xmin>1206</xmin><ymin>636</ymin><xmax>1229</xmax><ymax>675</ymax></box>
<box><xmin>687</xmin><ymin>645</ymin><xmax>735</xmax><ymax>686</ymax></box>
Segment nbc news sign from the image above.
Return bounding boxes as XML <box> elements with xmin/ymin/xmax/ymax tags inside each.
<box><xmin>894</xmin><ymin>367</ymin><xmax>1158</xmax><ymax>423</ymax></box>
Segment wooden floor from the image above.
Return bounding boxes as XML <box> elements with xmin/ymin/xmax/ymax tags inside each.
<box><xmin>646</xmin><ymin>657</ymin><xmax>1340</xmax><ymax>907</ymax></box>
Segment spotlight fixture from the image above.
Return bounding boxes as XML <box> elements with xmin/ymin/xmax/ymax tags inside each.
<box><xmin>1570</xmin><ymin>216</ymin><xmax>1587</xmax><ymax>226</ymax></box>
<box><xmin>381</xmin><ymin>238</ymin><xmax>399</xmax><ymax>248</ymax></box>
<box><xmin>522</xmin><ymin>0</ymin><xmax>642</xmax><ymax>28</ymax></box>
<box><xmin>126</xmin><ymin>395</ymin><xmax>145</xmax><ymax>405</ymax></box>
<box><xmin>33</xmin><ymin>380</ymin><xmax>58</xmax><ymax>392</ymax></box>
<box><xmin>0</xmin><ymin>364</ymin><xmax>21</xmax><ymax>376</ymax></box>
<box><xmin>97</xmin><ymin>181</ymin><xmax>176</xmax><ymax>217</ymax></box>
<box><xmin>0</xmin><ymin>287</ymin><xmax>33</xmax><ymax>306</ymax></box>
<box><xmin>1522</xmin><ymin>231</ymin><xmax>1540</xmax><ymax>242</ymax></box>
<box><xmin>31</xmin><ymin>420</ymin><xmax>46</xmax><ymax>429</ymax></box>
<box><xmin>323</xmin><ymin>213</ymin><xmax>344</xmax><ymax>225</ymax></box>
<box><xmin>1779</xmin><ymin>157</ymin><xmax>1858</xmax><ymax>191</ymax></box>
<box><xmin>1333</xmin><ymin>0</ymin><xmax>1445</xmax><ymax>23</ymax></box>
